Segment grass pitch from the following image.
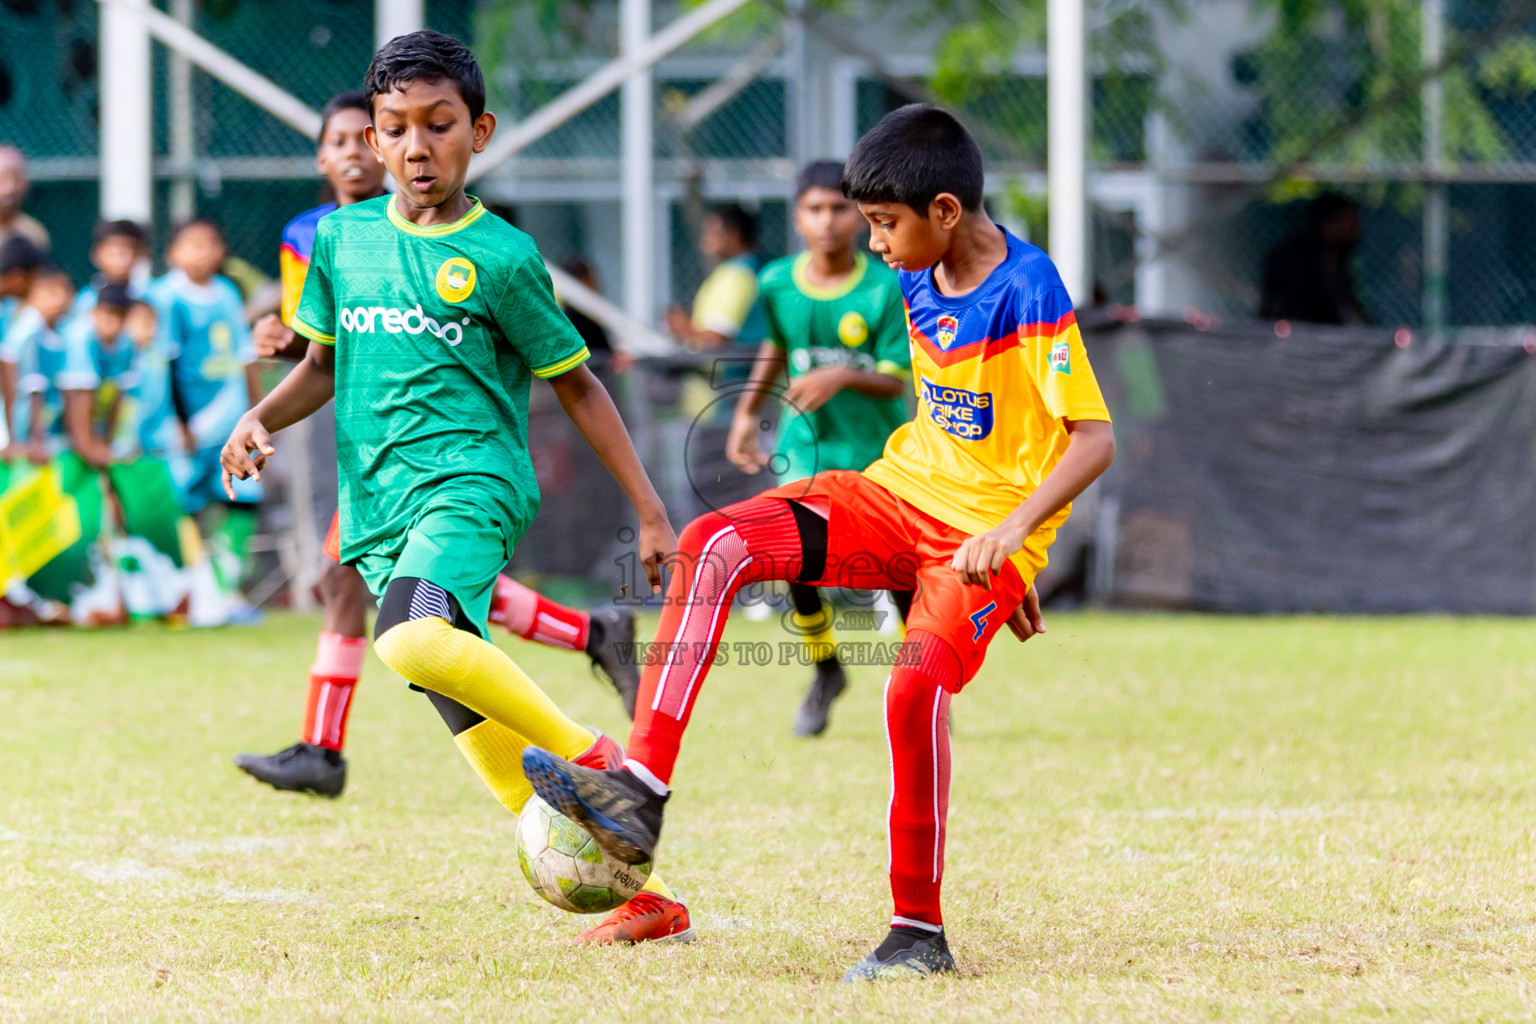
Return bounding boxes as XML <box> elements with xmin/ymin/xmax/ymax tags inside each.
<box><xmin>3</xmin><ymin>611</ymin><xmax>1536</xmax><ymax>1022</ymax></box>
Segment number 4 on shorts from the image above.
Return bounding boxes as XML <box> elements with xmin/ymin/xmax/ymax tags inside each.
<box><xmin>969</xmin><ymin>601</ymin><xmax>997</xmax><ymax>643</ymax></box>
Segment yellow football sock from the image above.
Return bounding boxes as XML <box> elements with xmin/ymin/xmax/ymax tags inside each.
<box><xmin>450</xmin><ymin>715</ymin><xmax>676</xmax><ymax>902</ymax></box>
<box><xmin>793</xmin><ymin>603</ymin><xmax>837</xmax><ymax>663</ymax></box>
<box><xmin>453</xmin><ymin>718</ymin><xmax>534</xmax><ymax>815</ymax></box>
<box><xmin>374</xmin><ymin>616</ymin><xmax>594</xmax><ymax>760</ymax></box>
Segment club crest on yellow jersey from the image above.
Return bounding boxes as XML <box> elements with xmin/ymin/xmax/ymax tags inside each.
<box><xmin>936</xmin><ymin>315</ymin><xmax>958</xmax><ymax>346</ymax></box>
<box><xmin>837</xmin><ymin>311</ymin><xmax>869</xmax><ymax>348</ymax></box>
<box><xmin>435</xmin><ymin>257</ymin><xmax>477</xmax><ymax>304</ymax></box>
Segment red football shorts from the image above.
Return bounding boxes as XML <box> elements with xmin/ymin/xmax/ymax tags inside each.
<box><xmin>323</xmin><ymin>510</ymin><xmax>341</xmax><ymax>562</ymax></box>
<box><xmin>756</xmin><ymin>470</ymin><xmax>1028</xmax><ymax>689</ymax></box>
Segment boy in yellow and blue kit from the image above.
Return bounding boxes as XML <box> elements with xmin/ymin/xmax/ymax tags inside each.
<box><xmin>522</xmin><ymin>104</ymin><xmax>1119</xmax><ymax>980</ymax></box>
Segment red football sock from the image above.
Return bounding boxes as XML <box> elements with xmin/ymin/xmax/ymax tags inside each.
<box><xmin>488</xmin><ymin>575</ymin><xmax>589</xmax><ymax>652</ymax></box>
<box><xmin>884</xmin><ymin>630</ymin><xmax>962</xmax><ymax>930</ymax></box>
<box><xmin>626</xmin><ymin>498</ymin><xmax>805</xmax><ymax>784</ymax></box>
<box><xmin>302</xmin><ymin>631</ymin><xmax>367</xmax><ymax>751</ymax></box>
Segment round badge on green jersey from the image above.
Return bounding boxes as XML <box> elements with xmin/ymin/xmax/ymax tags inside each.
<box><xmin>436</xmin><ymin>257</ymin><xmax>478</xmax><ymax>304</ymax></box>
<box><xmin>838</xmin><ymin>311</ymin><xmax>869</xmax><ymax>348</ymax></box>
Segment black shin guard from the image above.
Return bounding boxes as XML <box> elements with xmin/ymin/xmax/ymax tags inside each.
<box><xmin>374</xmin><ymin>576</ymin><xmax>486</xmax><ymax>736</ymax></box>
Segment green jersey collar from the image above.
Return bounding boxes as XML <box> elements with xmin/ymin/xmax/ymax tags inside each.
<box><xmin>387</xmin><ymin>194</ymin><xmax>487</xmax><ymax>237</ymax></box>
<box><xmin>791</xmin><ymin>251</ymin><xmax>867</xmax><ymax>301</ymax></box>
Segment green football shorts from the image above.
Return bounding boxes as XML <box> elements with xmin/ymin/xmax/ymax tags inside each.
<box><xmin>353</xmin><ymin>499</ymin><xmax>513</xmax><ymax>635</ymax></box>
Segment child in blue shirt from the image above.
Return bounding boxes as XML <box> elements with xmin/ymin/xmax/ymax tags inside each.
<box><xmin>150</xmin><ymin>219</ymin><xmax>262</xmax><ymax>616</ymax></box>
<box><xmin>5</xmin><ymin>266</ymin><xmax>76</xmax><ymax>462</ymax></box>
<box><xmin>58</xmin><ymin>283</ymin><xmax>137</xmax><ymax>468</ymax></box>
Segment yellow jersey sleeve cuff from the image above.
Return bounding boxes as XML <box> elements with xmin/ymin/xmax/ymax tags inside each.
<box><xmin>875</xmin><ymin>359</ymin><xmax>910</xmax><ymax>379</ymax></box>
<box><xmin>532</xmin><ymin>347</ymin><xmax>591</xmax><ymax>379</ymax></box>
<box><xmin>291</xmin><ymin>314</ymin><xmax>335</xmax><ymax>345</ymax></box>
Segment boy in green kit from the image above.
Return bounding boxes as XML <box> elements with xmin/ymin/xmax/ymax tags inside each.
<box><xmin>220</xmin><ymin>31</ymin><xmax>693</xmax><ymax>945</ymax></box>
<box><xmin>725</xmin><ymin>160</ymin><xmax>912</xmax><ymax>737</ymax></box>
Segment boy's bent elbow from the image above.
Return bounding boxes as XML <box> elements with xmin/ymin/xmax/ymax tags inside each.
<box><xmin>1097</xmin><ymin>422</ymin><xmax>1117</xmax><ymax>469</ymax></box>
<box><xmin>1069</xmin><ymin>418</ymin><xmax>1117</xmax><ymax>473</ymax></box>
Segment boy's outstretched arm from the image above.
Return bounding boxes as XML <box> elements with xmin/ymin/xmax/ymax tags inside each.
<box><xmin>952</xmin><ymin>416</ymin><xmax>1116</xmax><ymax>589</ymax></box>
<box><xmin>783</xmin><ymin>365</ymin><xmax>904</xmax><ymax>413</ymax></box>
<box><xmin>546</xmin><ymin>363</ymin><xmax>677</xmax><ymax>594</ymax></box>
<box><xmin>219</xmin><ymin>341</ymin><xmax>335</xmax><ymax>498</ymax></box>
<box><xmin>725</xmin><ymin>340</ymin><xmax>787</xmax><ymax>474</ymax></box>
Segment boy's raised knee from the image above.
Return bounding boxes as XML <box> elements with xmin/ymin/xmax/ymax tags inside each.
<box><xmin>372</xmin><ymin>614</ymin><xmax>455</xmax><ymax>679</ymax></box>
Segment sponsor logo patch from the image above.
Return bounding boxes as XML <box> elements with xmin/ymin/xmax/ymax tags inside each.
<box><xmin>339</xmin><ymin>304</ymin><xmax>469</xmax><ymax>347</ymax></box>
<box><xmin>921</xmin><ymin>377</ymin><xmax>993</xmax><ymax>440</ymax></box>
<box><xmin>435</xmin><ymin>257</ymin><xmax>477</xmax><ymax>304</ymax></box>
<box><xmin>1050</xmin><ymin>338</ymin><xmax>1072</xmax><ymax>374</ymax></box>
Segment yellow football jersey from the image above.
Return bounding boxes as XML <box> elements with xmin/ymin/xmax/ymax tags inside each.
<box><xmin>862</xmin><ymin>231</ymin><xmax>1111</xmax><ymax>579</ymax></box>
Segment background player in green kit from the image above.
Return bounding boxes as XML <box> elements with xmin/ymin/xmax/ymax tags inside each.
<box><xmin>725</xmin><ymin>160</ymin><xmax>912</xmax><ymax>737</ymax></box>
<box><xmin>220</xmin><ymin>31</ymin><xmax>693</xmax><ymax>945</ymax></box>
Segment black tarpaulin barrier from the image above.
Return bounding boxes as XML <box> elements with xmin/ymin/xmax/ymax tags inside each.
<box><xmin>1080</xmin><ymin>316</ymin><xmax>1536</xmax><ymax>613</ymax></box>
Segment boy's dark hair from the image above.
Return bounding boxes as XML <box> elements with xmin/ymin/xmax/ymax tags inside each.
<box><xmin>92</xmin><ymin>219</ymin><xmax>148</xmax><ymax>250</ymax></box>
<box><xmin>95</xmin><ymin>283</ymin><xmax>133</xmax><ymax>311</ymax></box>
<box><xmin>842</xmin><ymin>104</ymin><xmax>985</xmax><ymax>213</ymax></box>
<box><xmin>365</xmin><ymin>30</ymin><xmax>485</xmax><ymax>121</ymax></box>
<box><xmin>707</xmin><ymin>203</ymin><xmax>757</xmax><ymax>249</ymax></box>
<box><xmin>318</xmin><ymin>90</ymin><xmax>370</xmax><ymax>141</ymax></box>
<box><xmin>169</xmin><ymin>217</ymin><xmax>224</xmax><ymax>245</ymax></box>
<box><xmin>795</xmin><ymin>160</ymin><xmax>846</xmax><ymax>199</ymax></box>
<box><xmin>0</xmin><ymin>234</ymin><xmax>44</xmax><ymax>276</ymax></box>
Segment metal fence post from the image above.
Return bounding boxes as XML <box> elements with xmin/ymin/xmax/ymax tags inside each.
<box><xmin>99</xmin><ymin>0</ymin><xmax>153</xmax><ymax>222</ymax></box>
<box><xmin>375</xmin><ymin>0</ymin><xmax>424</xmax><ymax>50</ymax></box>
<box><xmin>1048</xmin><ymin>0</ymin><xmax>1088</xmax><ymax>304</ymax></box>
<box><xmin>622</xmin><ymin>0</ymin><xmax>656</xmax><ymax>328</ymax></box>
<box><xmin>1422</xmin><ymin>0</ymin><xmax>1448</xmax><ymax>335</ymax></box>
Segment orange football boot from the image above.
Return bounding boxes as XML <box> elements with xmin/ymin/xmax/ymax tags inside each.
<box><xmin>576</xmin><ymin>890</ymin><xmax>694</xmax><ymax>945</ymax></box>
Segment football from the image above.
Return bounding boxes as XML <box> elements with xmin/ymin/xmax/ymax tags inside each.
<box><xmin>515</xmin><ymin>794</ymin><xmax>653</xmax><ymax>913</ymax></box>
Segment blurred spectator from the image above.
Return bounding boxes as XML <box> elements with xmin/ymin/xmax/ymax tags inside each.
<box><xmin>0</xmin><ymin>236</ymin><xmax>45</xmax><ymax>446</ymax></box>
<box><xmin>74</xmin><ymin>220</ymin><xmax>150</xmax><ymax>314</ymax></box>
<box><xmin>557</xmin><ymin>257</ymin><xmax>624</xmax><ymax>370</ymax></box>
<box><xmin>666</xmin><ymin>203</ymin><xmax>766</xmax><ymax>353</ymax></box>
<box><xmin>0</xmin><ymin>146</ymin><xmax>49</xmax><ymax>252</ymax></box>
<box><xmin>0</xmin><ymin>235</ymin><xmax>44</xmax><ymax>337</ymax></box>
<box><xmin>4</xmin><ymin>266</ymin><xmax>76</xmax><ymax>464</ymax></box>
<box><xmin>58</xmin><ymin>283</ymin><xmax>134</xmax><ymax>471</ymax></box>
<box><xmin>151</xmin><ymin>218</ymin><xmax>261</xmax><ymax>619</ymax></box>
<box><xmin>1259</xmin><ymin>193</ymin><xmax>1365</xmax><ymax>326</ymax></box>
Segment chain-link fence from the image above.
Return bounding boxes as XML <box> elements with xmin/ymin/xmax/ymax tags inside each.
<box><xmin>1123</xmin><ymin>0</ymin><xmax>1536</xmax><ymax>328</ymax></box>
<box><xmin>7</xmin><ymin>0</ymin><xmax>1536</xmax><ymax>328</ymax></box>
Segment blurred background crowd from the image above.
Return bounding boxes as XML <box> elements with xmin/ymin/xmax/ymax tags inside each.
<box><xmin>4</xmin><ymin>0</ymin><xmax>1536</xmax><ymax>628</ymax></box>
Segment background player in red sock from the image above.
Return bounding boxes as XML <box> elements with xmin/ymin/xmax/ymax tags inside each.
<box><xmin>235</xmin><ymin>92</ymin><xmax>639</xmax><ymax>798</ymax></box>
<box><xmin>522</xmin><ymin>103</ymin><xmax>1117</xmax><ymax>979</ymax></box>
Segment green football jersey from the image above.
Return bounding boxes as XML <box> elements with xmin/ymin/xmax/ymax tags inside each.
<box><xmin>760</xmin><ymin>251</ymin><xmax>910</xmax><ymax>479</ymax></box>
<box><xmin>292</xmin><ymin>195</ymin><xmax>589</xmax><ymax>569</ymax></box>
